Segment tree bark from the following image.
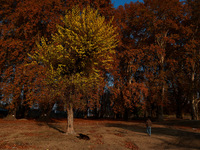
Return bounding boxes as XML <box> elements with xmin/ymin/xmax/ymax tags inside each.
<box><xmin>157</xmin><ymin>68</ymin><xmax>164</xmax><ymax>121</ymax></box>
<box><xmin>191</xmin><ymin>64</ymin><xmax>198</xmax><ymax>120</ymax></box>
<box><xmin>159</xmin><ymin>85</ymin><xmax>164</xmax><ymax>121</ymax></box>
<box><xmin>123</xmin><ymin>108</ymin><xmax>129</xmax><ymax>121</ymax></box>
<box><xmin>176</xmin><ymin>98</ymin><xmax>183</xmax><ymax>119</ymax></box>
<box><xmin>156</xmin><ymin>31</ymin><xmax>168</xmax><ymax>121</ymax></box>
<box><xmin>157</xmin><ymin>104</ymin><xmax>163</xmax><ymax>121</ymax></box>
<box><xmin>191</xmin><ymin>98</ymin><xmax>199</xmax><ymax>120</ymax></box>
<box><xmin>66</xmin><ymin>103</ymin><xmax>75</xmax><ymax>134</ymax></box>
<box><xmin>197</xmin><ymin>100</ymin><xmax>200</xmax><ymax>120</ymax></box>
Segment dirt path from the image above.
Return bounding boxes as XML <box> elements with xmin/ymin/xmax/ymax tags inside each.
<box><xmin>0</xmin><ymin>119</ymin><xmax>200</xmax><ymax>150</ymax></box>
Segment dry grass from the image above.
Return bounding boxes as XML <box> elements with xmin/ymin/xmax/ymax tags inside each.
<box><xmin>0</xmin><ymin>118</ymin><xmax>200</xmax><ymax>150</ymax></box>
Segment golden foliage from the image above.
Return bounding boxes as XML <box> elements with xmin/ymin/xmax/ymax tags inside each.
<box><xmin>30</xmin><ymin>5</ymin><xmax>118</xmax><ymax>104</ymax></box>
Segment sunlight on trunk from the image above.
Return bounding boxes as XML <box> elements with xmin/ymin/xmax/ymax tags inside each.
<box><xmin>66</xmin><ymin>103</ymin><xmax>75</xmax><ymax>135</ymax></box>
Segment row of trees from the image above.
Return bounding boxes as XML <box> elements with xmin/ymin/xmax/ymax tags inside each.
<box><xmin>111</xmin><ymin>0</ymin><xmax>200</xmax><ymax>121</ymax></box>
<box><xmin>0</xmin><ymin>0</ymin><xmax>114</xmax><ymax>120</ymax></box>
<box><xmin>0</xmin><ymin>0</ymin><xmax>200</xmax><ymax>132</ymax></box>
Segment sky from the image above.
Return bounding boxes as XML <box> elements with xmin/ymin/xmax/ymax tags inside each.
<box><xmin>112</xmin><ymin>0</ymin><xmax>144</xmax><ymax>8</ymax></box>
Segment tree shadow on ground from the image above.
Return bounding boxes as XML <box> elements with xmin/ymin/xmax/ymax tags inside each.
<box><xmin>105</xmin><ymin>123</ymin><xmax>200</xmax><ymax>149</ymax></box>
<box><xmin>35</xmin><ymin>119</ymin><xmax>66</xmax><ymax>134</ymax></box>
<box><xmin>156</xmin><ymin>119</ymin><xmax>200</xmax><ymax>128</ymax></box>
<box><xmin>46</xmin><ymin>123</ymin><xmax>66</xmax><ymax>133</ymax></box>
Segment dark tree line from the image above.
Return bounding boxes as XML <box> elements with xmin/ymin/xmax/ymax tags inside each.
<box><xmin>0</xmin><ymin>0</ymin><xmax>200</xmax><ymax>121</ymax></box>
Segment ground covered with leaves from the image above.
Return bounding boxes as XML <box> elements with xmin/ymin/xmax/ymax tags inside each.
<box><xmin>0</xmin><ymin>118</ymin><xmax>200</xmax><ymax>150</ymax></box>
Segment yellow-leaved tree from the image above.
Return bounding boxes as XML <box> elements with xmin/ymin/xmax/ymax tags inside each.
<box><xmin>31</xmin><ymin>5</ymin><xmax>118</xmax><ymax>134</ymax></box>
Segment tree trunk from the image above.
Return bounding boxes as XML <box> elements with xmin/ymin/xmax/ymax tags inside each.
<box><xmin>175</xmin><ymin>86</ymin><xmax>183</xmax><ymax>119</ymax></box>
<box><xmin>191</xmin><ymin>66</ymin><xmax>198</xmax><ymax>120</ymax></box>
<box><xmin>157</xmin><ymin>80</ymin><xmax>164</xmax><ymax>121</ymax></box>
<box><xmin>123</xmin><ymin>108</ymin><xmax>129</xmax><ymax>121</ymax></box>
<box><xmin>157</xmin><ymin>105</ymin><xmax>163</xmax><ymax>121</ymax></box>
<box><xmin>156</xmin><ymin>31</ymin><xmax>168</xmax><ymax>121</ymax></box>
<box><xmin>66</xmin><ymin>103</ymin><xmax>75</xmax><ymax>134</ymax></box>
<box><xmin>191</xmin><ymin>98</ymin><xmax>199</xmax><ymax>120</ymax></box>
<box><xmin>12</xmin><ymin>107</ymin><xmax>17</xmax><ymax>118</ymax></box>
<box><xmin>197</xmin><ymin>100</ymin><xmax>199</xmax><ymax>120</ymax></box>
<box><xmin>191</xmin><ymin>98</ymin><xmax>196</xmax><ymax>120</ymax></box>
<box><xmin>176</xmin><ymin>98</ymin><xmax>183</xmax><ymax>119</ymax></box>
<box><xmin>84</xmin><ymin>108</ymin><xmax>88</xmax><ymax>119</ymax></box>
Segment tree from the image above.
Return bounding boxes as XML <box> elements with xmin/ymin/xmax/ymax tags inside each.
<box><xmin>0</xmin><ymin>0</ymin><xmax>114</xmax><ymax>118</ymax></box>
<box><xmin>0</xmin><ymin>0</ymin><xmax>68</xmax><ymax>117</ymax></box>
<box><xmin>31</xmin><ymin>5</ymin><xmax>118</xmax><ymax>134</ymax></box>
<box><xmin>182</xmin><ymin>0</ymin><xmax>200</xmax><ymax>120</ymax></box>
<box><xmin>111</xmin><ymin>2</ymin><xmax>148</xmax><ymax>119</ymax></box>
<box><xmin>142</xmin><ymin>0</ymin><xmax>184</xmax><ymax>120</ymax></box>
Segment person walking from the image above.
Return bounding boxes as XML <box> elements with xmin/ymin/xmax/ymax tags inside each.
<box><xmin>146</xmin><ymin>117</ymin><xmax>152</xmax><ymax>136</ymax></box>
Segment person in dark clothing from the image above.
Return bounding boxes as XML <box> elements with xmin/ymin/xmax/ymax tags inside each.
<box><xmin>146</xmin><ymin>117</ymin><xmax>152</xmax><ymax>136</ymax></box>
